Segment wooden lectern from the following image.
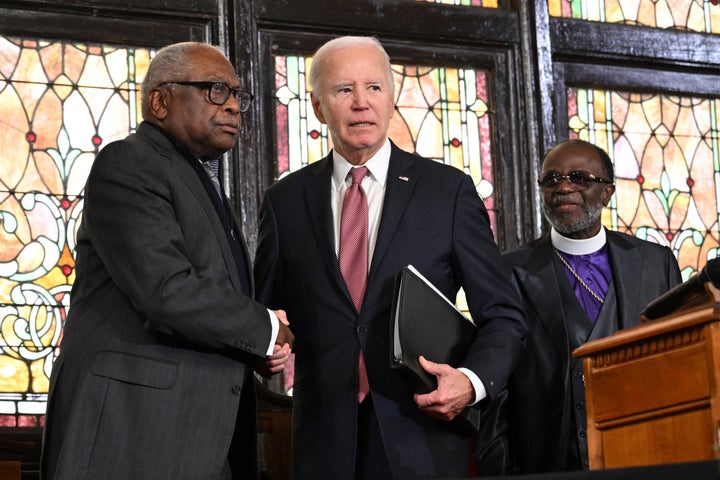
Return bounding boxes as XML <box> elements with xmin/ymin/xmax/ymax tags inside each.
<box><xmin>573</xmin><ymin>282</ymin><xmax>720</xmax><ymax>469</ymax></box>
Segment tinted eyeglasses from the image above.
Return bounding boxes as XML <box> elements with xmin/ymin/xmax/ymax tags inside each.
<box><xmin>537</xmin><ymin>170</ymin><xmax>613</xmax><ymax>189</ymax></box>
<box><xmin>160</xmin><ymin>81</ymin><xmax>253</xmax><ymax>112</ymax></box>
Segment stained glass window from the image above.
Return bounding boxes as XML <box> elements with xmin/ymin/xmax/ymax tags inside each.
<box><xmin>567</xmin><ymin>87</ymin><xmax>720</xmax><ymax>280</ymax></box>
<box><xmin>548</xmin><ymin>0</ymin><xmax>720</xmax><ymax>33</ymax></box>
<box><xmin>274</xmin><ymin>55</ymin><xmax>497</xmax><ymax>228</ymax></box>
<box><xmin>0</xmin><ymin>35</ymin><xmax>152</xmax><ymax>426</ymax></box>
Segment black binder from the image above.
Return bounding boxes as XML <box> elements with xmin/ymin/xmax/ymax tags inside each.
<box><xmin>389</xmin><ymin>265</ymin><xmax>480</xmax><ymax>433</ymax></box>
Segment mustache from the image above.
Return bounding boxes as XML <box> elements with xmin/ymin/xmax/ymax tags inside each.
<box><xmin>548</xmin><ymin>194</ymin><xmax>578</xmax><ymax>207</ymax></box>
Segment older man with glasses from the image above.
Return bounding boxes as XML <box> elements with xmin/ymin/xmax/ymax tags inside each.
<box><xmin>476</xmin><ymin>139</ymin><xmax>683</xmax><ymax>474</ymax></box>
<box><xmin>41</xmin><ymin>41</ymin><xmax>294</xmax><ymax>480</ymax></box>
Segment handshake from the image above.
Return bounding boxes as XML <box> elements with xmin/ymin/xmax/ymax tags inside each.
<box><xmin>256</xmin><ymin>309</ymin><xmax>294</xmax><ymax>378</ymax></box>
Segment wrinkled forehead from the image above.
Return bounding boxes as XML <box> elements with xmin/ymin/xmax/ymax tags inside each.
<box><xmin>320</xmin><ymin>46</ymin><xmax>391</xmax><ymax>84</ymax></box>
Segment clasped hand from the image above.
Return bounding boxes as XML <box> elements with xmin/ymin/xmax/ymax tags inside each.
<box><xmin>256</xmin><ymin>309</ymin><xmax>294</xmax><ymax>378</ymax></box>
<box><xmin>413</xmin><ymin>356</ymin><xmax>473</xmax><ymax>421</ymax></box>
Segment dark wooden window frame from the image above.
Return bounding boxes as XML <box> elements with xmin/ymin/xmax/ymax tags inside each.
<box><xmin>239</xmin><ymin>0</ymin><xmax>533</xmax><ymax>251</ymax></box>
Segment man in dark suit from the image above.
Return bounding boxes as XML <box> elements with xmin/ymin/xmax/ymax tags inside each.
<box><xmin>495</xmin><ymin>139</ymin><xmax>682</xmax><ymax>473</ymax></box>
<box><xmin>40</xmin><ymin>42</ymin><xmax>294</xmax><ymax>480</ymax></box>
<box><xmin>254</xmin><ymin>36</ymin><xmax>527</xmax><ymax>479</ymax></box>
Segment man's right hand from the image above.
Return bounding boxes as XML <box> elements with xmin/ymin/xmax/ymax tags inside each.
<box><xmin>276</xmin><ymin>321</ymin><xmax>295</xmax><ymax>348</ymax></box>
<box><xmin>274</xmin><ymin>310</ymin><xmax>294</xmax><ymax>348</ymax></box>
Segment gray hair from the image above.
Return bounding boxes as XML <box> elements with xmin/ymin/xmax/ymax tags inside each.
<box><xmin>308</xmin><ymin>36</ymin><xmax>394</xmax><ymax>97</ymax></box>
<box><xmin>140</xmin><ymin>42</ymin><xmax>223</xmax><ymax>120</ymax></box>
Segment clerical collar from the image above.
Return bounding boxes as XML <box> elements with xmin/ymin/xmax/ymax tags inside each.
<box><xmin>332</xmin><ymin>138</ymin><xmax>390</xmax><ymax>191</ymax></box>
<box><xmin>551</xmin><ymin>227</ymin><xmax>607</xmax><ymax>255</ymax></box>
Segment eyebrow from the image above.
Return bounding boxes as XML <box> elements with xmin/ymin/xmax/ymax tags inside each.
<box><xmin>332</xmin><ymin>79</ymin><xmax>384</xmax><ymax>88</ymax></box>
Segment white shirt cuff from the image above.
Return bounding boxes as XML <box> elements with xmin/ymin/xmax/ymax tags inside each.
<box><xmin>457</xmin><ymin>367</ymin><xmax>487</xmax><ymax>405</ymax></box>
<box><xmin>265</xmin><ymin>309</ymin><xmax>279</xmax><ymax>356</ymax></box>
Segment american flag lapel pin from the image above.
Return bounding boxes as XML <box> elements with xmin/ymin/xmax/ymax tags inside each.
<box><xmin>398</xmin><ymin>176</ymin><xmax>409</xmax><ymax>182</ymax></box>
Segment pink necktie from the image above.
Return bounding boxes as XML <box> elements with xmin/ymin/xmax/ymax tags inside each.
<box><xmin>339</xmin><ymin>166</ymin><xmax>370</xmax><ymax>402</ymax></box>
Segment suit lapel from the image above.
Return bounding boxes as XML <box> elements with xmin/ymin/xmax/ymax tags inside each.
<box><xmin>302</xmin><ymin>155</ymin><xmax>354</xmax><ymax>306</ymax></box>
<box><xmin>514</xmin><ymin>237</ymin><xmax>570</xmax><ymax>358</ymax></box>
<box><xmin>605</xmin><ymin>230</ymin><xmax>643</xmax><ymax>329</ymax></box>
<box><xmin>138</xmin><ymin>124</ymin><xmax>243</xmax><ymax>292</ymax></box>
<box><xmin>369</xmin><ymin>144</ymin><xmax>417</xmax><ymax>277</ymax></box>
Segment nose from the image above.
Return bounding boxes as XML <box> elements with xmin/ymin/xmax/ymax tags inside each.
<box><xmin>223</xmin><ymin>93</ymin><xmax>241</xmax><ymax>115</ymax></box>
<box><xmin>352</xmin><ymin>89</ymin><xmax>369</xmax><ymax>108</ymax></box>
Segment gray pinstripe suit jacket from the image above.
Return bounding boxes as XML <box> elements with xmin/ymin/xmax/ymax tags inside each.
<box><xmin>41</xmin><ymin>122</ymin><xmax>272</xmax><ymax>480</ymax></box>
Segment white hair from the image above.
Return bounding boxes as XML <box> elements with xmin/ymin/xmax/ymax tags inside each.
<box><xmin>141</xmin><ymin>42</ymin><xmax>225</xmax><ymax>120</ymax></box>
<box><xmin>308</xmin><ymin>36</ymin><xmax>394</xmax><ymax>97</ymax></box>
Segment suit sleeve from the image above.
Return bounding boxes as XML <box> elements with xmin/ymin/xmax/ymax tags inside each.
<box><xmin>254</xmin><ymin>190</ymin><xmax>285</xmax><ymax>309</ymax></box>
<box><xmin>81</xmin><ymin>140</ymin><xmax>272</xmax><ymax>356</ymax></box>
<box><xmin>452</xmin><ymin>174</ymin><xmax>528</xmax><ymax>401</ymax></box>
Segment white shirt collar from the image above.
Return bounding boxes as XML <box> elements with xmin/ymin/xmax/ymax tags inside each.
<box><xmin>332</xmin><ymin>139</ymin><xmax>391</xmax><ymax>190</ymax></box>
<box><xmin>551</xmin><ymin>227</ymin><xmax>607</xmax><ymax>255</ymax></box>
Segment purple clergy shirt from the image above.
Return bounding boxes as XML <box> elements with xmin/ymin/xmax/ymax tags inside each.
<box><xmin>559</xmin><ymin>245</ymin><xmax>612</xmax><ymax>323</ymax></box>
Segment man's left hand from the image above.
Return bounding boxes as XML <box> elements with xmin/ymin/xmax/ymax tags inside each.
<box><xmin>255</xmin><ymin>343</ymin><xmax>292</xmax><ymax>378</ymax></box>
<box><xmin>413</xmin><ymin>356</ymin><xmax>473</xmax><ymax>421</ymax></box>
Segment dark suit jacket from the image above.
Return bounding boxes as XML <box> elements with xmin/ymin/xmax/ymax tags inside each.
<box><xmin>254</xmin><ymin>143</ymin><xmax>527</xmax><ymax>479</ymax></box>
<box><xmin>41</xmin><ymin>122</ymin><xmax>273</xmax><ymax>480</ymax></box>
<box><xmin>500</xmin><ymin>230</ymin><xmax>682</xmax><ymax>473</ymax></box>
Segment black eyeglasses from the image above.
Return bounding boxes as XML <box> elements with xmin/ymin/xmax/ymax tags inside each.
<box><xmin>537</xmin><ymin>170</ymin><xmax>613</xmax><ymax>189</ymax></box>
<box><xmin>160</xmin><ymin>81</ymin><xmax>253</xmax><ymax>112</ymax></box>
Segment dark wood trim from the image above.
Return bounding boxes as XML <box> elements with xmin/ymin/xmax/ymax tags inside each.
<box><xmin>255</xmin><ymin>0</ymin><xmax>520</xmax><ymax>46</ymax></box>
<box><xmin>561</xmin><ymin>63</ymin><xmax>720</xmax><ymax>97</ymax></box>
<box><xmin>551</xmin><ymin>18</ymin><xmax>720</xmax><ymax>72</ymax></box>
<box><xmin>0</xmin><ymin>1</ymin><xmax>219</xmax><ymax>47</ymax></box>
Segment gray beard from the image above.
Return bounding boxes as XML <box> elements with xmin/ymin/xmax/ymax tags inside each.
<box><xmin>542</xmin><ymin>201</ymin><xmax>603</xmax><ymax>235</ymax></box>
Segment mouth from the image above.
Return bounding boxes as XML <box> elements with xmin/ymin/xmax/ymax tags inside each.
<box><xmin>551</xmin><ymin>198</ymin><xmax>580</xmax><ymax>212</ymax></box>
<box><xmin>218</xmin><ymin>123</ymin><xmax>239</xmax><ymax>135</ymax></box>
<box><xmin>349</xmin><ymin>122</ymin><xmax>375</xmax><ymax>128</ymax></box>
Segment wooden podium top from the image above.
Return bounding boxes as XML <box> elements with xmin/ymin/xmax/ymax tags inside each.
<box><xmin>574</xmin><ymin>282</ymin><xmax>720</xmax><ymax>359</ymax></box>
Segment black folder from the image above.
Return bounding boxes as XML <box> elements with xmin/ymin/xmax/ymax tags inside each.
<box><xmin>389</xmin><ymin>265</ymin><xmax>480</xmax><ymax>433</ymax></box>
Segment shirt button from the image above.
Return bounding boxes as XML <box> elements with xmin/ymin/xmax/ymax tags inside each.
<box><xmin>576</xmin><ymin>402</ymin><xmax>584</xmax><ymax>409</ymax></box>
<box><xmin>231</xmin><ymin>385</ymin><xmax>242</xmax><ymax>395</ymax></box>
<box><xmin>357</xmin><ymin>326</ymin><xmax>366</xmax><ymax>334</ymax></box>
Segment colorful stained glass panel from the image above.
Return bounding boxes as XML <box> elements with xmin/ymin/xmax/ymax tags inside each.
<box><xmin>0</xmin><ymin>36</ymin><xmax>152</xmax><ymax>426</ymax></box>
<box><xmin>567</xmin><ymin>87</ymin><xmax>720</xmax><ymax>280</ymax></box>
<box><xmin>548</xmin><ymin>0</ymin><xmax>720</xmax><ymax>33</ymax></box>
<box><xmin>274</xmin><ymin>55</ymin><xmax>496</xmax><ymax>228</ymax></box>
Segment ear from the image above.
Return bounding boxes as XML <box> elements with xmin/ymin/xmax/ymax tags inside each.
<box><xmin>148</xmin><ymin>88</ymin><xmax>169</xmax><ymax>120</ymax></box>
<box><xmin>310</xmin><ymin>92</ymin><xmax>327</xmax><ymax>125</ymax></box>
<box><xmin>602</xmin><ymin>184</ymin><xmax>616</xmax><ymax>206</ymax></box>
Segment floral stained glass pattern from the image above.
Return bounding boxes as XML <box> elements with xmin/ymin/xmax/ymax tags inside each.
<box><xmin>548</xmin><ymin>0</ymin><xmax>720</xmax><ymax>33</ymax></box>
<box><xmin>567</xmin><ymin>87</ymin><xmax>720</xmax><ymax>280</ymax></box>
<box><xmin>0</xmin><ymin>36</ymin><xmax>152</xmax><ymax>426</ymax></box>
<box><xmin>274</xmin><ymin>55</ymin><xmax>497</xmax><ymax>229</ymax></box>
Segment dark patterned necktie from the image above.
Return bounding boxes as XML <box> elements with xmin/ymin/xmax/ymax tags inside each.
<box><xmin>339</xmin><ymin>166</ymin><xmax>370</xmax><ymax>402</ymax></box>
<box><xmin>203</xmin><ymin>159</ymin><xmax>222</xmax><ymax>198</ymax></box>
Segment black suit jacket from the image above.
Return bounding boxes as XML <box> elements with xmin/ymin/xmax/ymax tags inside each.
<box><xmin>499</xmin><ymin>230</ymin><xmax>682</xmax><ymax>473</ymax></box>
<box><xmin>41</xmin><ymin>122</ymin><xmax>273</xmax><ymax>480</ymax></box>
<box><xmin>254</xmin><ymin>142</ymin><xmax>527</xmax><ymax>479</ymax></box>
